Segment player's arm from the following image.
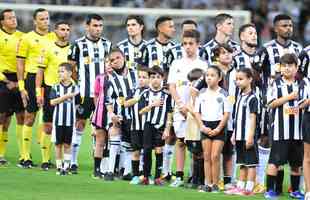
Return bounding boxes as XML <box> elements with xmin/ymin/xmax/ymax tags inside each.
<box><xmin>50</xmin><ymin>92</ymin><xmax>78</xmax><ymax>106</ymax></box>
<box><xmin>67</xmin><ymin>42</ymin><xmax>79</xmax><ymax>82</ymax></box>
<box><xmin>16</xmin><ymin>35</ymin><xmax>28</xmax><ymax>91</ymax></box>
<box><xmin>246</xmin><ymin>97</ymin><xmax>258</xmax><ymax>149</ymax></box>
<box><xmin>267</xmin><ymin>86</ymin><xmax>298</xmax><ymax>109</ymax></box>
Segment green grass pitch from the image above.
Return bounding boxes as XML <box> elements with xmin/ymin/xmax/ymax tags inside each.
<box><xmin>0</xmin><ymin>117</ymin><xmax>291</xmax><ymax>200</ymax></box>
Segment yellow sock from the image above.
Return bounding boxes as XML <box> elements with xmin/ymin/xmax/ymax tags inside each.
<box><xmin>37</xmin><ymin>110</ymin><xmax>43</xmax><ymax>144</ymax></box>
<box><xmin>45</xmin><ymin>134</ymin><xmax>51</xmax><ymax>162</ymax></box>
<box><xmin>22</xmin><ymin>125</ymin><xmax>32</xmax><ymax>161</ymax></box>
<box><xmin>41</xmin><ymin>132</ymin><xmax>51</xmax><ymax>163</ymax></box>
<box><xmin>0</xmin><ymin>127</ymin><xmax>4</xmax><ymax>157</ymax></box>
<box><xmin>16</xmin><ymin>124</ymin><xmax>23</xmax><ymax>160</ymax></box>
<box><xmin>0</xmin><ymin>131</ymin><xmax>8</xmax><ymax>157</ymax></box>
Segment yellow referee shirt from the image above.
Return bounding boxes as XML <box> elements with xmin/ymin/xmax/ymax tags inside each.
<box><xmin>17</xmin><ymin>31</ymin><xmax>56</xmax><ymax>74</ymax></box>
<box><xmin>40</xmin><ymin>42</ymin><xmax>70</xmax><ymax>86</ymax></box>
<box><xmin>0</xmin><ymin>28</ymin><xmax>24</xmax><ymax>73</ymax></box>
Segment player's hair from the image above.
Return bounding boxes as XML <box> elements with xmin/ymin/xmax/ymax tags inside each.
<box><xmin>125</xmin><ymin>15</ymin><xmax>145</xmax><ymax>35</ymax></box>
<box><xmin>280</xmin><ymin>53</ymin><xmax>299</xmax><ymax>66</ymax></box>
<box><xmin>85</xmin><ymin>14</ymin><xmax>103</xmax><ymax>25</ymax></box>
<box><xmin>109</xmin><ymin>47</ymin><xmax>124</xmax><ymax>57</ymax></box>
<box><xmin>237</xmin><ymin>67</ymin><xmax>253</xmax><ymax>79</ymax></box>
<box><xmin>149</xmin><ymin>65</ymin><xmax>164</xmax><ymax>77</ymax></box>
<box><xmin>155</xmin><ymin>16</ymin><xmax>173</xmax><ymax>30</ymax></box>
<box><xmin>182</xmin><ymin>29</ymin><xmax>200</xmax><ymax>43</ymax></box>
<box><xmin>273</xmin><ymin>14</ymin><xmax>292</xmax><ymax>25</ymax></box>
<box><xmin>187</xmin><ymin>68</ymin><xmax>204</xmax><ymax>82</ymax></box>
<box><xmin>238</xmin><ymin>23</ymin><xmax>256</xmax><ymax>38</ymax></box>
<box><xmin>214</xmin><ymin>13</ymin><xmax>233</xmax><ymax>29</ymax></box>
<box><xmin>207</xmin><ymin>65</ymin><xmax>222</xmax><ymax>78</ymax></box>
<box><xmin>137</xmin><ymin>65</ymin><xmax>150</xmax><ymax>75</ymax></box>
<box><xmin>33</xmin><ymin>8</ymin><xmax>48</xmax><ymax>19</ymax></box>
<box><xmin>54</xmin><ymin>21</ymin><xmax>71</xmax><ymax>29</ymax></box>
<box><xmin>59</xmin><ymin>62</ymin><xmax>73</xmax><ymax>72</ymax></box>
<box><xmin>181</xmin><ymin>19</ymin><xmax>198</xmax><ymax>28</ymax></box>
<box><xmin>0</xmin><ymin>9</ymin><xmax>13</xmax><ymax>21</ymax></box>
<box><xmin>212</xmin><ymin>44</ymin><xmax>233</xmax><ymax>61</ymax></box>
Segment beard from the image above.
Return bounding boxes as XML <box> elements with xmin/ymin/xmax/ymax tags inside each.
<box><xmin>113</xmin><ymin>64</ymin><xmax>125</xmax><ymax>75</ymax></box>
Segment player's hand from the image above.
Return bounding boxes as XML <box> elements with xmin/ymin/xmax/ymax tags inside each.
<box><xmin>20</xmin><ymin>90</ymin><xmax>29</xmax><ymax>108</ymax></box>
<box><xmin>6</xmin><ymin>81</ymin><xmax>17</xmax><ymax>90</ymax></box>
<box><xmin>151</xmin><ymin>99</ymin><xmax>164</xmax><ymax>107</ymax></box>
<box><xmin>179</xmin><ymin>104</ymin><xmax>188</xmax><ymax>118</ymax></box>
<box><xmin>287</xmin><ymin>91</ymin><xmax>298</xmax><ymax>101</ymax></box>
<box><xmin>201</xmin><ymin>126</ymin><xmax>212</xmax><ymax>135</ymax></box>
<box><xmin>246</xmin><ymin>137</ymin><xmax>254</xmax><ymax>150</ymax></box>
<box><xmin>230</xmin><ymin>133</ymin><xmax>236</xmax><ymax>146</ymax></box>
<box><xmin>111</xmin><ymin>113</ymin><xmax>122</xmax><ymax>125</ymax></box>
<box><xmin>162</xmin><ymin>129</ymin><xmax>170</xmax><ymax>140</ymax></box>
<box><xmin>209</xmin><ymin>128</ymin><xmax>220</xmax><ymax>136</ymax></box>
<box><xmin>36</xmin><ymin>96</ymin><xmax>44</xmax><ymax>107</ymax></box>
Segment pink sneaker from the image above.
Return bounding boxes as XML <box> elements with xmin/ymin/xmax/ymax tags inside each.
<box><xmin>224</xmin><ymin>187</ymin><xmax>245</xmax><ymax>195</ymax></box>
<box><xmin>241</xmin><ymin>190</ymin><xmax>254</xmax><ymax>196</ymax></box>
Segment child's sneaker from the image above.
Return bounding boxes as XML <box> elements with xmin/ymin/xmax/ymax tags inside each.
<box><xmin>169</xmin><ymin>177</ymin><xmax>184</xmax><ymax>187</ymax></box>
<box><xmin>198</xmin><ymin>185</ymin><xmax>212</xmax><ymax>192</ymax></box>
<box><xmin>148</xmin><ymin>176</ymin><xmax>154</xmax><ymax>185</ymax></box>
<box><xmin>305</xmin><ymin>192</ymin><xmax>310</xmax><ymax>200</ymax></box>
<box><xmin>253</xmin><ymin>183</ymin><xmax>266</xmax><ymax>194</ymax></box>
<box><xmin>241</xmin><ymin>190</ymin><xmax>254</xmax><ymax>196</ymax></box>
<box><xmin>56</xmin><ymin>168</ymin><xmax>61</xmax><ymax>175</ymax></box>
<box><xmin>289</xmin><ymin>191</ymin><xmax>304</xmax><ymax>199</ymax></box>
<box><xmin>141</xmin><ymin>177</ymin><xmax>149</xmax><ymax>185</ymax></box>
<box><xmin>130</xmin><ymin>176</ymin><xmax>140</xmax><ymax>185</ymax></box>
<box><xmin>211</xmin><ymin>185</ymin><xmax>220</xmax><ymax>193</ymax></box>
<box><xmin>154</xmin><ymin>178</ymin><xmax>165</xmax><ymax>186</ymax></box>
<box><xmin>224</xmin><ymin>187</ymin><xmax>244</xmax><ymax>195</ymax></box>
<box><xmin>264</xmin><ymin>190</ymin><xmax>278</xmax><ymax>199</ymax></box>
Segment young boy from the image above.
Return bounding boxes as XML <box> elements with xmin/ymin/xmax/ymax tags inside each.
<box><xmin>121</xmin><ymin>66</ymin><xmax>150</xmax><ymax>184</ymax></box>
<box><xmin>139</xmin><ymin>66</ymin><xmax>173</xmax><ymax>185</ymax></box>
<box><xmin>265</xmin><ymin>53</ymin><xmax>304</xmax><ymax>199</ymax></box>
<box><xmin>50</xmin><ymin>62</ymin><xmax>80</xmax><ymax>175</ymax></box>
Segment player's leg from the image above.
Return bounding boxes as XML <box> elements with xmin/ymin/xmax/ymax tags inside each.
<box><xmin>130</xmin><ymin>130</ymin><xmax>142</xmax><ymax>184</ymax></box>
<box><xmin>304</xmin><ymin>142</ymin><xmax>310</xmax><ymax>198</ymax></box>
<box><xmin>211</xmin><ymin>140</ymin><xmax>224</xmax><ymax>192</ymax></box>
<box><xmin>201</xmin><ymin>138</ymin><xmax>212</xmax><ymax>191</ymax></box>
<box><xmin>93</xmin><ymin>128</ymin><xmax>107</xmax><ymax>178</ymax></box>
<box><xmin>0</xmin><ymin>114</ymin><xmax>11</xmax><ymax>165</ymax></box>
<box><xmin>106</xmin><ymin>125</ymin><xmax>121</xmax><ymax>181</ymax></box>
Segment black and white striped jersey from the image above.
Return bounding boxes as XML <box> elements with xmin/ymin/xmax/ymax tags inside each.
<box><xmin>50</xmin><ymin>82</ymin><xmax>80</xmax><ymax>126</ymax></box>
<box><xmin>68</xmin><ymin>36</ymin><xmax>112</xmax><ymax>97</ymax></box>
<box><xmin>105</xmin><ymin>69</ymin><xmax>139</xmax><ymax>120</ymax></box>
<box><xmin>232</xmin><ymin>50</ymin><xmax>256</xmax><ymax>69</ymax></box>
<box><xmin>117</xmin><ymin>38</ymin><xmax>148</xmax><ymax>69</ymax></box>
<box><xmin>128</xmin><ymin>87</ymin><xmax>148</xmax><ymax>131</ymax></box>
<box><xmin>140</xmin><ymin>88</ymin><xmax>172</xmax><ymax>130</ymax></box>
<box><xmin>234</xmin><ymin>91</ymin><xmax>259</xmax><ymax>141</ymax></box>
<box><xmin>199</xmin><ymin>38</ymin><xmax>240</xmax><ymax>65</ymax></box>
<box><xmin>267</xmin><ymin>77</ymin><xmax>304</xmax><ymax>141</ymax></box>
<box><xmin>145</xmin><ymin>38</ymin><xmax>175</xmax><ymax>72</ymax></box>
<box><xmin>299</xmin><ymin>45</ymin><xmax>310</xmax><ymax>78</ymax></box>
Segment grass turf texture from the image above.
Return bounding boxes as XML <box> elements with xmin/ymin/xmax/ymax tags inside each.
<box><xmin>0</xmin><ymin>117</ymin><xmax>291</xmax><ymax>200</ymax></box>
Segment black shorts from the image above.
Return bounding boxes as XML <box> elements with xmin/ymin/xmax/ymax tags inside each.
<box><xmin>131</xmin><ymin>130</ymin><xmax>143</xmax><ymax>151</ymax></box>
<box><xmin>236</xmin><ymin>141</ymin><xmax>258</xmax><ymax>167</ymax></box>
<box><xmin>25</xmin><ymin>73</ymin><xmax>38</xmax><ymax>113</ymax></box>
<box><xmin>55</xmin><ymin>126</ymin><xmax>73</xmax><ymax>145</ymax></box>
<box><xmin>201</xmin><ymin>121</ymin><xmax>225</xmax><ymax>141</ymax></box>
<box><xmin>302</xmin><ymin>112</ymin><xmax>310</xmax><ymax>144</ymax></box>
<box><xmin>43</xmin><ymin>85</ymin><xmax>54</xmax><ymax>123</ymax></box>
<box><xmin>186</xmin><ymin>140</ymin><xmax>203</xmax><ymax>155</ymax></box>
<box><xmin>268</xmin><ymin>140</ymin><xmax>303</xmax><ymax>167</ymax></box>
<box><xmin>121</xmin><ymin>119</ymin><xmax>131</xmax><ymax>143</ymax></box>
<box><xmin>76</xmin><ymin>96</ymin><xmax>95</xmax><ymax>119</ymax></box>
<box><xmin>222</xmin><ymin>130</ymin><xmax>234</xmax><ymax>156</ymax></box>
<box><xmin>0</xmin><ymin>73</ymin><xmax>24</xmax><ymax>115</ymax></box>
<box><xmin>260</xmin><ymin>107</ymin><xmax>269</xmax><ymax>137</ymax></box>
<box><xmin>143</xmin><ymin>123</ymin><xmax>165</xmax><ymax>149</ymax></box>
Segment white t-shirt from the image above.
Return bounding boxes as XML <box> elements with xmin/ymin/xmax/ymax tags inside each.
<box><xmin>195</xmin><ymin>87</ymin><xmax>232</xmax><ymax>121</ymax></box>
<box><xmin>167</xmin><ymin>56</ymin><xmax>207</xmax><ymax>121</ymax></box>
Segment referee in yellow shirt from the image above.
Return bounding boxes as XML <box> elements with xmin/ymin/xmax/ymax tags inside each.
<box><xmin>16</xmin><ymin>8</ymin><xmax>55</xmax><ymax>168</ymax></box>
<box><xmin>35</xmin><ymin>21</ymin><xmax>71</xmax><ymax>170</ymax></box>
<box><xmin>0</xmin><ymin>9</ymin><xmax>24</xmax><ymax>165</ymax></box>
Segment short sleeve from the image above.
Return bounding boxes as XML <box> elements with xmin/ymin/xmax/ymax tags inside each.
<box><xmin>223</xmin><ymin>95</ymin><xmax>233</xmax><ymax>113</ymax></box>
<box><xmin>167</xmin><ymin>60</ymin><xmax>178</xmax><ymax>84</ymax></box>
<box><xmin>16</xmin><ymin>34</ymin><xmax>28</xmax><ymax>58</ymax></box>
<box><xmin>166</xmin><ymin>94</ymin><xmax>173</xmax><ymax>113</ymax></box>
<box><xmin>74</xmin><ymin>86</ymin><xmax>81</xmax><ymax>104</ymax></box>
<box><xmin>49</xmin><ymin>86</ymin><xmax>58</xmax><ymax>100</ymax></box>
<box><xmin>67</xmin><ymin>41</ymin><xmax>80</xmax><ymax>62</ymax></box>
<box><xmin>249</xmin><ymin>97</ymin><xmax>258</xmax><ymax>114</ymax></box>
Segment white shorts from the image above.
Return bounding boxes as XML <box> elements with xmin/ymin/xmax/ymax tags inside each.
<box><xmin>173</xmin><ymin>120</ymin><xmax>187</xmax><ymax>138</ymax></box>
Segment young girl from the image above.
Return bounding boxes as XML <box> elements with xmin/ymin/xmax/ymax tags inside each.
<box><xmin>194</xmin><ymin>65</ymin><xmax>231</xmax><ymax>192</ymax></box>
<box><xmin>226</xmin><ymin>68</ymin><xmax>259</xmax><ymax>196</ymax></box>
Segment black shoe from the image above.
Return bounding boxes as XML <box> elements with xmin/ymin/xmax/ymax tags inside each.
<box><xmin>93</xmin><ymin>170</ymin><xmax>102</xmax><ymax>179</ymax></box>
<box><xmin>199</xmin><ymin>185</ymin><xmax>212</xmax><ymax>192</ymax></box>
<box><xmin>122</xmin><ymin>173</ymin><xmax>132</xmax><ymax>181</ymax></box>
<box><xmin>48</xmin><ymin>161</ymin><xmax>55</xmax><ymax>169</ymax></box>
<box><xmin>163</xmin><ymin>173</ymin><xmax>172</xmax><ymax>181</ymax></box>
<box><xmin>187</xmin><ymin>176</ymin><xmax>193</xmax><ymax>184</ymax></box>
<box><xmin>23</xmin><ymin>160</ymin><xmax>34</xmax><ymax>169</ymax></box>
<box><xmin>211</xmin><ymin>184</ymin><xmax>220</xmax><ymax>193</ymax></box>
<box><xmin>41</xmin><ymin>162</ymin><xmax>49</xmax><ymax>171</ymax></box>
<box><xmin>104</xmin><ymin>172</ymin><xmax>114</xmax><ymax>181</ymax></box>
<box><xmin>17</xmin><ymin>159</ymin><xmax>25</xmax><ymax>168</ymax></box>
<box><xmin>70</xmin><ymin>164</ymin><xmax>78</xmax><ymax>174</ymax></box>
<box><xmin>0</xmin><ymin>158</ymin><xmax>8</xmax><ymax>165</ymax></box>
<box><xmin>56</xmin><ymin>168</ymin><xmax>62</xmax><ymax>175</ymax></box>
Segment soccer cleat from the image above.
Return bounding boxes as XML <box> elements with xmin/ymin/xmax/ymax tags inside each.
<box><xmin>154</xmin><ymin>178</ymin><xmax>165</xmax><ymax>186</ymax></box>
<box><xmin>264</xmin><ymin>190</ymin><xmax>279</xmax><ymax>199</ymax></box>
<box><xmin>17</xmin><ymin>159</ymin><xmax>24</xmax><ymax>168</ymax></box>
<box><xmin>129</xmin><ymin>176</ymin><xmax>140</xmax><ymax>185</ymax></box>
<box><xmin>23</xmin><ymin>160</ymin><xmax>34</xmax><ymax>169</ymax></box>
<box><xmin>60</xmin><ymin>169</ymin><xmax>68</xmax><ymax>176</ymax></box>
<box><xmin>41</xmin><ymin>162</ymin><xmax>49</xmax><ymax>171</ymax></box>
<box><xmin>93</xmin><ymin>170</ymin><xmax>103</xmax><ymax>179</ymax></box>
<box><xmin>70</xmin><ymin>164</ymin><xmax>78</xmax><ymax>174</ymax></box>
<box><xmin>224</xmin><ymin>187</ymin><xmax>244</xmax><ymax>195</ymax></box>
<box><xmin>305</xmin><ymin>192</ymin><xmax>310</xmax><ymax>200</ymax></box>
<box><xmin>198</xmin><ymin>185</ymin><xmax>212</xmax><ymax>193</ymax></box>
<box><xmin>224</xmin><ymin>183</ymin><xmax>236</xmax><ymax>191</ymax></box>
<box><xmin>289</xmin><ymin>191</ymin><xmax>304</xmax><ymax>199</ymax></box>
<box><xmin>162</xmin><ymin>173</ymin><xmax>172</xmax><ymax>181</ymax></box>
<box><xmin>169</xmin><ymin>177</ymin><xmax>184</xmax><ymax>187</ymax></box>
<box><xmin>218</xmin><ymin>180</ymin><xmax>224</xmax><ymax>190</ymax></box>
<box><xmin>122</xmin><ymin>173</ymin><xmax>132</xmax><ymax>181</ymax></box>
<box><xmin>211</xmin><ymin>184</ymin><xmax>220</xmax><ymax>193</ymax></box>
<box><xmin>148</xmin><ymin>176</ymin><xmax>154</xmax><ymax>185</ymax></box>
<box><xmin>104</xmin><ymin>172</ymin><xmax>114</xmax><ymax>181</ymax></box>
<box><xmin>48</xmin><ymin>161</ymin><xmax>56</xmax><ymax>169</ymax></box>
<box><xmin>141</xmin><ymin>177</ymin><xmax>149</xmax><ymax>185</ymax></box>
<box><xmin>0</xmin><ymin>158</ymin><xmax>8</xmax><ymax>165</ymax></box>
<box><xmin>253</xmin><ymin>183</ymin><xmax>266</xmax><ymax>194</ymax></box>
<box><xmin>56</xmin><ymin>168</ymin><xmax>61</xmax><ymax>175</ymax></box>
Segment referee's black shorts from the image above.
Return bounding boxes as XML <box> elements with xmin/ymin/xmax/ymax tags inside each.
<box><xmin>43</xmin><ymin>85</ymin><xmax>54</xmax><ymax>123</ymax></box>
<box><xmin>268</xmin><ymin>140</ymin><xmax>303</xmax><ymax>167</ymax></box>
<box><xmin>25</xmin><ymin>73</ymin><xmax>38</xmax><ymax>113</ymax></box>
<box><xmin>0</xmin><ymin>73</ymin><xmax>24</xmax><ymax>116</ymax></box>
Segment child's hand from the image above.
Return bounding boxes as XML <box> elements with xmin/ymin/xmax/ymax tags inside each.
<box><xmin>151</xmin><ymin>99</ymin><xmax>164</xmax><ymax>107</ymax></box>
<box><xmin>201</xmin><ymin>126</ymin><xmax>212</xmax><ymax>135</ymax></box>
<box><xmin>230</xmin><ymin>133</ymin><xmax>236</xmax><ymax>146</ymax></box>
<box><xmin>162</xmin><ymin>129</ymin><xmax>170</xmax><ymax>140</ymax></box>
<box><xmin>209</xmin><ymin>128</ymin><xmax>220</xmax><ymax>136</ymax></box>
<box><xmin>246</xmin><ymin>137</ymin><xmax>254</xmax><ymax>150</ymax></box>
<box><xmin>287</xmin><ymin>91</ymin><xmax>298</xmax><ymax>101</ymax></box>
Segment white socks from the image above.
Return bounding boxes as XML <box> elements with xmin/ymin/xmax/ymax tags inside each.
<box><xmin>71</xmin><ymin>130</ymin><xmax>83</xmax><ymax>166</ymax></box>
<box><xmin>256</xmin><ymin>145</ymin><xmax>270</xmax><ymax>185</ymax></box>
<box><xmin>163</xmin><ymin>144</ymin><xmax>174</xmax><ymax>176</ymax></box>
<box><xmin>108</xmin><ymin>135</ymin><xmax>121</xmax><ymax>173</ymax></box>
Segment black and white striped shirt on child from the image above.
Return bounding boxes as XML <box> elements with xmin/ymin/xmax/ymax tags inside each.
<box><xmin>140</xmin><ymin>88</ymin><xmax>172</xmax><ymax>130</ymax></box>
<box><xmin>68</xmin><ymin>36</ymin><xmax>112</xmax><ymax>98</ymax></box>
<box><xmin>50</xmin><ymin>82</ymin><xmax>81</xmax><ymax>127</ymax></box>
<box><xmin>234</xmin><ymin>90</ymin><xmax>259</xmax><ymax>141</ymax></box>
<box><xmin>267</xmin><ymin>77</ymin><xmax>304</xmax><ymax>141</ymax></box>
<box><xmin>129</xmin><ymin>87</ymin><xmax>148</xmax><ymax>131</ymax></box>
